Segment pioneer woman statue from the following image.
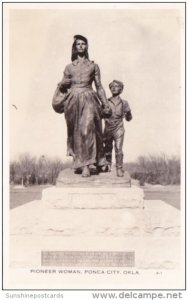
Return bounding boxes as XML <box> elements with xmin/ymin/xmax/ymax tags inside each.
<box><xmin>52</xmin><ymin>35</ymin><xmax>111</xmax><ymax>177</ymax></box>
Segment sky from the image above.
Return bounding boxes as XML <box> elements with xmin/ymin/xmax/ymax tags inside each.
<box><xmin>5</xmin><ymin>3</ymin><xmax>184</xmax><ymax>163</ymax></box>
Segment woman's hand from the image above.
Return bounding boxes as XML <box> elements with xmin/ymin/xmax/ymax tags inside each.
<box><xmin>61</xmin><ymin>77</ymin><xmax>71</xmax><ymax>87</ymax></box>
<box><xmin>63</xmin><ymin>78</ymin><xmax>71</xmax><ymax>85</ymax></box>
<box><xmin>58</xmin><ymin>78</ymin><xmax>71</xmax><ymax>92</ymax></box>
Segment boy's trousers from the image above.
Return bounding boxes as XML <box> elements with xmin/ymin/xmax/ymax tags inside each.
<box><xmin>104</xmin><ymin>127</ymin><xmax>125</xmax><ymax>169</ymax></box>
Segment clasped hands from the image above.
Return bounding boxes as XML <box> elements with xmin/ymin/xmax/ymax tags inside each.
<box><xmin>102</xmin><ymin>104</ymin><xmax>112</xmax><ymax>118</ymax></box>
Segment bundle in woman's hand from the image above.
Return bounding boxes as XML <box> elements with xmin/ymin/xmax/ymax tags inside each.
<box><xmin>52</xmin><ymin>83</ymin><xmax>70</xmax><ymax>114</ymax></box>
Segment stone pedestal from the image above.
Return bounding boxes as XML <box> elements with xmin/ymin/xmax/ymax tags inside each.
<box><xmin>56</xmin><ymin>168</ymin><xmax>131</xmax><ymax>187</ymax></box>
<box><xmin>41</xmin><ymin>168</ymin><xmax>145</xmax><ymax>235</ymax></box>
<box><xmin>42</xmin><ymin>186</ymin><xmax>144</xmax><ymax>209</ymax></box>
<box><xmin>7</xmin><ymin>168</ymin><xmax>182</xmax><ymax>289</ymax></box>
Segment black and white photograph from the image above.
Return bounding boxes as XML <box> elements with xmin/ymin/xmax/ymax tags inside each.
<box><xmin>2</xmin><ymin>1</ymin><xmax>186</xmax><ymax>291</ymax></box>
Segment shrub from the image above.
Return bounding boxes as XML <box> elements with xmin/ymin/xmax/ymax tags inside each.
<box><xmin>125</xmin><ymin>154</ymin><xmax>180</xmax><ymax>185</ymax></box>
<box><xmin>10</xmin><ymin>153</ymin><xmax>71</xmax><ymax>185</ymax></box>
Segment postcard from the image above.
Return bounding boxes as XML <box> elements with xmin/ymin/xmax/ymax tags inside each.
<box><xmin>2</xmin><ymin>1</ymin><xmax>186</xmax><ymax>291</ymax></box>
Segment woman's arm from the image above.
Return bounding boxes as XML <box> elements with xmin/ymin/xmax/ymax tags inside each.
<box><xmin>59</xmin><ymin>65</ymin><xmax>71</xmax><ymax>92</ymax></box>
<box><xmin>94</xmin><ymin>64</ymin><xmax>109</xmax><ymax>108</ymax></box>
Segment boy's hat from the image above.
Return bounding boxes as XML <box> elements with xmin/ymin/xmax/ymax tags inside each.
<box><xmin>109</xmin><ymin>80</ymin><xmax>124</xmax><ymax>90</ymax></box>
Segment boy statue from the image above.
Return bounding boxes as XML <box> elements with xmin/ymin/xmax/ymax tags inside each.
<box><xmin>103</xmin><ymin>80</ymin><xmax>133</xmax><ymax>177</ymax></box>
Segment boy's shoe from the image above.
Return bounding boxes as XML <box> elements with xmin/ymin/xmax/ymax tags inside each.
<box><xmin>116</xmin><ymin>168</ymin><xmax>124</xmax><ymax>177</ymax></box>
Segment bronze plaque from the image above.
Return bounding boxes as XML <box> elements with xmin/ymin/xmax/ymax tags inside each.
<box><xmin>41</xmin><ymin>251</ymin><xmax>135</xmax><ymax>267</ymax></box>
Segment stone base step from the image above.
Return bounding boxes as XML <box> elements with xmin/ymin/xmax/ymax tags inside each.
<box><xmin>42</xmin><ymin>186</ymin><xmax>144</xmax><ymax>209</ymax></box>
<box><xmin>10</xmin><ymin>200</ymin><xmax>180</xmax><ymax>237</ymax></box>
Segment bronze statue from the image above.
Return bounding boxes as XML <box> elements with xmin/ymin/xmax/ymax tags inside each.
<box><xmin>52</xmin><ymin>35</ymin><xmax>111</xmax><ymax>177</ymax></box>
<box><xmin>103</xmin><ymin>80</ymin><xmax>132</xmax><ymax>177</ymax></box>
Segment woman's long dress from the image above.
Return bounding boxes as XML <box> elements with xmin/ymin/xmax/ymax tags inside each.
<box><xmin>61</xmin><ymin>58</ymin><xmax>108</xmax><ymax>169</ymax></box>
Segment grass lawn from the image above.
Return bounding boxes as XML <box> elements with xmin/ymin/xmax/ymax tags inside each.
<box><xmin>143</xmin><ymin>185</ymin><xmax>180</xmax><ymax>210</ymax></box>
<box><xmin>9</xmin><ymin>185</ymin><xmax>49</xmax><ymax>209</ymax></box>
<box><xmin>9</xmin><ymin>184</ymin><xmax>181</xmax><ymax>210</ymax></box>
